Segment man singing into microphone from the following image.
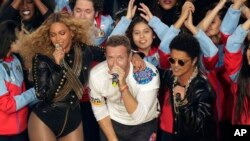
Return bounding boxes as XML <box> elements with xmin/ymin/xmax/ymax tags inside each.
<box><xmin>89</xmin><ymin>35</ymin><xmax>160</xmax><ymax>141</ymax></box>
<box><xmin>159</xmin><ymin>33</ymin><xmax>217</xmax><ymax>141</ymax></box>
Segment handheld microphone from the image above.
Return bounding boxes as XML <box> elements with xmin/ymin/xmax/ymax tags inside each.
<box><xmin>55</xmin><ymin>43</ymin><xmax>60</xmax><ymax>49</ymax></box>
<box><xmin>175</xmin><ymin>93</ymin><xmax>181</xmax><ymax>102</ymax></box>
<box><xmin>112</xmin><ymin>73</ymin><xmax>119</xmax><ymax>87</ymax></box>
<box><xmin>55</xmin><ymin>43</ymin><xmax>65</xmax><ymax>66</ymax></box>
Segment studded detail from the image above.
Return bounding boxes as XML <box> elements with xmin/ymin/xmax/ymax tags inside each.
<box><xmin>70</xmin><ymin>101</ymin><xmax>73</xmax><ymax>104</ymax></box>
<box><xmin>87</xmin><ymin>44</ymin><xmax>105</xmax><ymax>53</ymax></box>
<box><xmin>33</xmin><ymin>57</ymin><xmax>40</xmax><ymax>100</ymax></box>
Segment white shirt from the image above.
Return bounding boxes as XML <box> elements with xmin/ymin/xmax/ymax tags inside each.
<box><xmin>89</xmin><ymin>61</ymin><xmax>160</xmax><ymax>125</ymax></box>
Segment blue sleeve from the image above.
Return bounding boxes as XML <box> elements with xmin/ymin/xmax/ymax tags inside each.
<box><xmin>148</xmin><ymin>16</ymin><xmax>170</xmax><ymax>40</ymax></box>
<box><xmin>226</xmin><ymin>25</ymin><xmax>249</xmax><ymax>53</ymax></box>
<box><xmin>220</xmin><ymin>5</ymin><xmax>241</xmax><ymax>35</ymax></box>
<box><xmin>159</xmin><ymin>25</ymin><xmax>180</xmax><ymax>54</ymax></box>
<box><xmin>110</xmin><ymin>16</ymin><xmax>131</xmax><ymax>36</ymax></box>
<box><xmin>102</xmin><ymin>15</ymin><xmax>114</xmax><ymax>37</ymax></box>
<box><xmin>195</xmin><ymin>29</ymin><xmax>218</xmax><ymax>57</ymax></box>
<box><xmin>0</xmin><ymin>70</ymin><xmax>8</xmax><ymax>97</ymax></box>
<box><xmin>54</xmin><ymin>0</ymin><xmax>72</xmax><ymax>12</ymax></box>
<box><xmin>14</xmin><ymin>88</ymin><xmax>37</xmax><ymax>111</ymax></box>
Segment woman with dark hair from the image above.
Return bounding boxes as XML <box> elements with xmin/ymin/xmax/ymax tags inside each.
<box><xmin>0</xmin><ymin>20</ymin><xmax>37</xmax><ymax>141</ymax></box>
<box><xmin>110</xmin><ymin>0</ymin><xmax>169</xmax><ymax>68</ymax></box>
<box><xmin>125</xmin><ymin>16</ymin><xmax>160</xmax><ymax>66</ymax></box>
<box><xmin>197</xmin><ymin>1</ymin><xmax>246</xmax><ymax>140</ymax></box>
<box><xmin>159</xmin><ymin>33</ymin><xmax>217</xmax><ymax>141</ymax></box>
<box><xmin>224</xmin><ymin>18</ymin><xmax>250</xmax><ymax>124</ymax></box>
<box><xmin>0</xmin><ymin>0</ymin><xmax>53</xmax><ymax>33</ymax></box>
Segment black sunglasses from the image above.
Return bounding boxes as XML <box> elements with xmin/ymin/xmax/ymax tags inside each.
<box><xmin>168</xmin><ymin>57</ymin><xmax>190</xmax><ymax>66</ymax></box>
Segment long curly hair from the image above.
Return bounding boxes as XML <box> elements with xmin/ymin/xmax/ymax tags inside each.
<box><xmin>17</xmin><ymin>12</ymin><xmax>94</xmax><ymax>69</ymax></box>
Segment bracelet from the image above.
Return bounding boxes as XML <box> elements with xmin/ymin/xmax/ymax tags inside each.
<box><xmin>119</xmin><ymin>84</ymin><xmax>128</xmax><ymax>92</ymax></box>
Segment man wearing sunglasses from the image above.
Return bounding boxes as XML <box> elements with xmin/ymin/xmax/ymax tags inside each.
<box><xmin>168</xmin><ymin>57</ymin><xmax>192</xmax><ymax>67</ymax></box>
<box><xmin>158</xmin><ymin>33</ymin><xmax>217</xmax><ymax>141</ymax></box>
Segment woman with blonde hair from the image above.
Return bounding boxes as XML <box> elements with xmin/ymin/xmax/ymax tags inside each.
<box><xmin>17</xmin><ymin>12</ymin><xmax>105</xmax><ymax>141</ymax></box>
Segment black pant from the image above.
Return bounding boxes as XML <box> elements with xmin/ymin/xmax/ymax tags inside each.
<box><xmin>157</xmin><ymin>129</ymin><xmax>173</xmax><ymax>141</ymax></box>
<box><xmin>100</xmin><ymin>118</ymin><xmax>158</xmax><ymax>141</ymax></box>
<box><xmin>0</xmin><ymin>130</ymin><xmax>29</xmax><ymax>141</ymax></box>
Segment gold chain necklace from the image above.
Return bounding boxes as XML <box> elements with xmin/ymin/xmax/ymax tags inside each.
<box><xmin>173</xmin><ymin>67</ymin><xmax>198</xmax><ymax>114</ymax></box>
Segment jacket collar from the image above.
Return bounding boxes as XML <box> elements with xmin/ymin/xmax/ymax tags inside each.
<box><xmin>2</xmin><ymin>55</ymin><xmax>14</xmax><ymax>62</ymax></box>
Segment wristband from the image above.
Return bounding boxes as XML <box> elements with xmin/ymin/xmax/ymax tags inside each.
<box><xmin>119</xmin><ymin>84</ymin><xmax>128</xmax><ymax>92</ymax></box>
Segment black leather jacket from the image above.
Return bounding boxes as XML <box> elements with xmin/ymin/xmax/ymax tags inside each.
<box><xmin>159</xmin><ymin>69</ymin><xmax>217</xmax><ymax>141</ymax></box>
<box><xmin>32</xmin><ymin>43</ymin><xmax>105</xmax><ymax>108</ymax></box>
